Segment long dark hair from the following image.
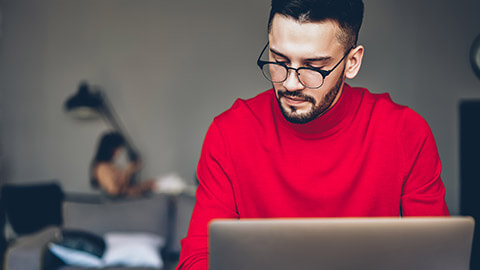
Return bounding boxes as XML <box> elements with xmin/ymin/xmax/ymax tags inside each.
<box><xmin>90</xmin><ymin>131</ymin><xmax>126</xmax><ymax>188</ymax></box>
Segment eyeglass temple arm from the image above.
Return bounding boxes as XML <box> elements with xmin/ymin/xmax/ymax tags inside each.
<box><xmin>257</xmin><ymin>42</ymin><xmax>270</xmax><ymax>66</ymax></box>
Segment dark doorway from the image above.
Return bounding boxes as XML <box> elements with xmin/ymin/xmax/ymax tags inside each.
<box><xmin>460</xmin><ymin>100</ymin><xmax>480</xmax><ymax>269</ymax></box>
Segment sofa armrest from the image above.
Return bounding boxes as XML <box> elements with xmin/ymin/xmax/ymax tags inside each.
<box><xmin>5</xmin><ymin>226</ymin><xmax>60</xmax><ymax>270</ymax></box>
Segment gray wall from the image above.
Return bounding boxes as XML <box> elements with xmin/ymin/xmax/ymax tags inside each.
<box><xmin>0</xmin><ymin>0</ymin><xmax>479</xmax><ymax>215</ymax></box>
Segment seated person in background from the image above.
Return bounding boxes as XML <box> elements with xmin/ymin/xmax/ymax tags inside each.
<box><xmin>90</xmin><ymin>131</ymin><xmax>154</xmax><ymax>197</ymax></box>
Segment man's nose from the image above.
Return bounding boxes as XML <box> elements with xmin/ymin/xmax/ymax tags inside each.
<box><xmin>282</xmin><ymin>68</ymin><xmax>304</xmax><ymax>92</ymax></box>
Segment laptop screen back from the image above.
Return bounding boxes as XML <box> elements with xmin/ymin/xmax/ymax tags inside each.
<box><xmin>209</xmin><ymin>217</ymin><xmax>474</xmax><ymax>270</ymax></box>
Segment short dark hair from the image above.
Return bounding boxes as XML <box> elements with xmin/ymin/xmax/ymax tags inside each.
<box><xmin>90</xmin><ymin>131</ymin><xmax>126</xmax><ymax>187</ymax></box>
<box><xmin>92</xmin><ymin>131</ymin><xmax>126</xmax><ymax>163</ymax></box>
<box><xmin>268</xmin><ymin>0</ymin><xmax>364</xmax><ymax>49</ymax></box>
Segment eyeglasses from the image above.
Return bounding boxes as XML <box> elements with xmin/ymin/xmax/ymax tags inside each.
<box><xmin>256</xmin><ymin>42</ymin><xmax>353</xmax><ymax>89</ymax></box>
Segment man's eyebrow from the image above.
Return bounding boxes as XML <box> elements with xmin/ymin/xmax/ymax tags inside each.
<box><xmin>269</xmin><ymin>48</ymin><xmax>289</xmax><ymax>60</ymax></box>
<box><xmin>269</xmin><ymin>48</ymin><xmax>332</xmax><ymax>62</ymax></box>
<box><xmin>305</xmin><ymin>55</ymin><xmax>332</xmax><ymax>62</ymax></box>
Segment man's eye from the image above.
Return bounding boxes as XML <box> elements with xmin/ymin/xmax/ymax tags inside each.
<box><xmin>306</xmin><ymin>64</ymin><xmax>324</xmax><ymax>69</ymax></box>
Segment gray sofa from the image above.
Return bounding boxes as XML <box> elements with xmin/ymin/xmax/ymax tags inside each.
<box><xmin>4</xmin><ymin>193</ymin><xmax>195</xmax><ymax>270</ymax></box>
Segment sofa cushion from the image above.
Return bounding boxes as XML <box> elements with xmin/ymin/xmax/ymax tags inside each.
<box><xmin>49</xmin><ymin>232</ymin><xmax>164</xmax><ymax>268</ymax></box>
<box><xmin>51</xmin><ymin>229</ymin><xmax>106</xmax><ymax>258</ymax></box>
<box><xmin>63</xmin><ymin>195</ymin><xmax>169</xmax><ymax>236</ymax></box>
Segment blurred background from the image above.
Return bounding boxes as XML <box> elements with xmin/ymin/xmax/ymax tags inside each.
<box><xmin>0</xmin><ymin>0</ymin><xmax>479</xmax><ymax>217</ymax></box>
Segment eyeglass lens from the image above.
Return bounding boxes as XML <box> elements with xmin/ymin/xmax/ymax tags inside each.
<box><xmin>261</xmin><ymin>63</ymin><xmax>324</xmax><ymax>88</ymax></box>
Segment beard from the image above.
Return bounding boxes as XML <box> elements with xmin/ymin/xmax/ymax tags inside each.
<box><xmin>276</xmin><ymin>72</ymin><xmax>344</xmax><ymax>124</ymax></box>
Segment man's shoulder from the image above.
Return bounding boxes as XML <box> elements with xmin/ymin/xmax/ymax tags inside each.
<box><xmin>355</xmin><ymin>86</ymin><xmax>432</xmax><ymax>136</ymax></box>
<box><xmin>353</xmin><ymin>86</ymin><xmax>405</xmax><ymax>113</ymax></box>
<box><xmin>214</xmin><ymin>89</ymin><xmax>275</xmax><ymax>126</ymax></box>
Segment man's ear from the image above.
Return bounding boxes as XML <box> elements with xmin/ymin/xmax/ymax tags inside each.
<box><xmin>345</xmin><ymin>45</ymin><xmax>364</xmax><ymax>79</ymax></box>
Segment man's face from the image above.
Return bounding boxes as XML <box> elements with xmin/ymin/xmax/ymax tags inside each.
<box><xmin>268</xmin><ymin>15</ymin><xmax>348</xmax><ymax>124</ymax></box>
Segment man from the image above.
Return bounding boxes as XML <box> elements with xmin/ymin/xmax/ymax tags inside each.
<box><xmin>177</xmin><ymin>0</ymin><xmax>449</xmax><ymax>269</ymax></box>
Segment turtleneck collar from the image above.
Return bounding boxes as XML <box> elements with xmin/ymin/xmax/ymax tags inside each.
<box><xmin>272</xmin><ymin>83</ymin><xmax>361</xmax><ymax>139</ymax></box>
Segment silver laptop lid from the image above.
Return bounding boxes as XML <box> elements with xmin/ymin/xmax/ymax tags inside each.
<box><xmin>209</xmin><ymin>217</ymin><xmax>474</xmax><ymax>270</ymax></box>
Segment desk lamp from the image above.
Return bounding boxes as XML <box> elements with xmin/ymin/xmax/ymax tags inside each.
<box><xmin>64</xmin><ymin>81</ymin><xmax>139</xmax><ymax>161</ymax></box>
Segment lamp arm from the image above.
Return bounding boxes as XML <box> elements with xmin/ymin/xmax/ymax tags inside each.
<box><xmin>98</xmin><ymin>91</ymin><xmax>140</xmax><ymax>162</ymax></box>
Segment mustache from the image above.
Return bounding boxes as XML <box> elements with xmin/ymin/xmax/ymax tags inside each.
<box><xmin>277</xmin><ymin>90</ymin><xmax>315</xmax><ymax>104</ymax></box>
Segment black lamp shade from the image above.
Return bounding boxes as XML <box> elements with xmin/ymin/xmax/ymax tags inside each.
<box><xmin>65</xmin><ymin>82</ymin><xmax>103</xmax><ymax>112</ymax></box>
<box><xmin>64</xmin><ymin>80</ymin><xmax>140</xmax><ymax>161</ymax></box>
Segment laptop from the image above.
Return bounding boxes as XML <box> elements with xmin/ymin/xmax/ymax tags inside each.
<box><xmin>209</xmin><ymin>217</ymin><xmax>474</xmax><ymax>270</ymax></box>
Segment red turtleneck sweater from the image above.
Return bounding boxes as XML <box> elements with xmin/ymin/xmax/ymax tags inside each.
<box><xmin>177</xmin><ymin>84</ymin><xmax>449</xmax><ymax>270</ymax></box>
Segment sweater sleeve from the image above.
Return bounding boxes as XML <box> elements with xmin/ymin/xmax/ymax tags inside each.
<box><xmin>177</xmin><ymin>120</ymin><xmax>239</xmax><ymax>270</ymax></box>
<box><xmin>399</xmin><ymin>109</ymin><xmax>449</xmax><ymax>216</ymax></box>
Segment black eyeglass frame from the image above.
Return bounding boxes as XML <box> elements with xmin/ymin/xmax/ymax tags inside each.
<box><xmin>256</xmin><ymin>42</ymin><xmax>354</xmax><ymax>89</ymax></box>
